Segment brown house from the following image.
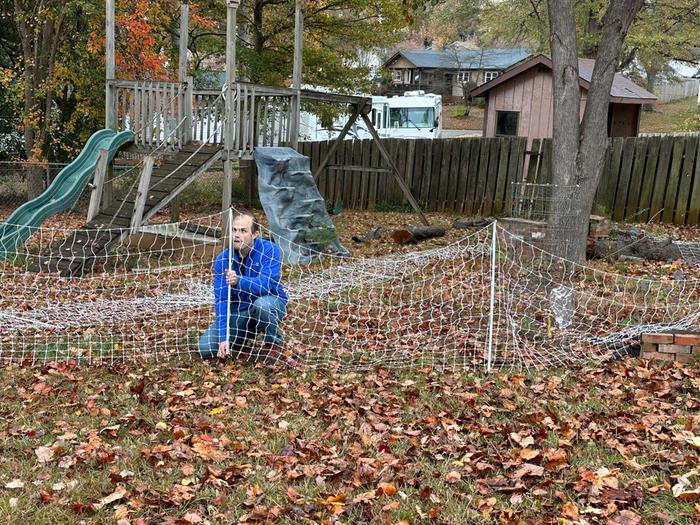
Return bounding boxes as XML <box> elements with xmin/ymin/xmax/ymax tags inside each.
<box><xmin>382</xmin><ymin>48</ymin><xmax>530</xmax><ymax>101</ymax></box>
<box><xmin>470</xmin><ymin>54</ymin><xmax>657</xmax><ymax>140</ymax></box>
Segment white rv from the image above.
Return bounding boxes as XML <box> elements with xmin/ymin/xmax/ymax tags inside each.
<box><xmin>299</xmin><ymin>90</ymin><xmax>442</xmax><ymax>141</ymax></box>
<box><xmin>368</xmin><ymin>91</ymin><xmax>442</xmax><ymax>139</ymax></box>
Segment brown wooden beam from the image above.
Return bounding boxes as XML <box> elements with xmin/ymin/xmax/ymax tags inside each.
<box><xmin>312</xmin><ymin>111</ymin><xmax>361</xmax><ymax>183</ymax></box>
<box><xmin>359</xmin><ymin>113</ymin><xmax>429</xmax><ymax>226</ymax></box>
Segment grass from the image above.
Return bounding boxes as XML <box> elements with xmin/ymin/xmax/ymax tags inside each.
<box><xmin>639</xmin><ymin>96</ymin><xmax>698</xmax><ymax>133</ymax></box>
<box><xmin>0</xmin><ymin>359</ymin><xmax>698</xmax><ymax>524</ymax></box>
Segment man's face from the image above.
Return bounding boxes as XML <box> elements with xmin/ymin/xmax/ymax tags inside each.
<box><xmin>232</xmin><ymin>215</ymin><xmax>258</xmax><ymax>252</ymax></box>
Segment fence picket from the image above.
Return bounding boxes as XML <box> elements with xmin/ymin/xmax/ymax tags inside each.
<box><xmin>674</xmin><ymin>137</ymin><xmax>699</xmax><ymax>225</ymax></box>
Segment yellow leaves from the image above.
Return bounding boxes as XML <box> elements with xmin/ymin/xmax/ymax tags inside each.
<box><xmin>318</xmin><ymin>493</ymin><xmax>346</xmax><ymax>507</ymax></box>
<box><xmin>208</xmin><ymin>407</ymin><xmax>225</xmax><ymax>415</ymax></box>
<box><xmin>518</xmin><ymin>447</ymin><xmax>540</xmax><ymax>461</ymax></box>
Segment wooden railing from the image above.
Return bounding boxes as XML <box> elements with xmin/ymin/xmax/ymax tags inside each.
<box><xmin>192</xmin><ymin>83</ymin><xmax>297</xmax><ymax>153</ymax></box>
<box><xmin>110</xmin><ymin>79</ymin><xmax>192</xmax><ymax>149</ymax></box>
<box><xmin>110</xmin><ymin>80</ymin><xmax>370</xmax><ymax>157</ymax></box>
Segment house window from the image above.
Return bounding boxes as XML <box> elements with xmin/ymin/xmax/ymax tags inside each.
<box><xmin>456</xmin><ymin>71</ymin><xmax>471</xmax><ymax>83</ymax></box>
<box><xmin>391</xmin><ymin>70</ymin><xmax>402</xmax><ymax>83</ymax></box>
<box><xmin>483</xmin><ymin>71</ymin><xmax>499</xmax><ymax>83</ymax></box>
<box><xmin>496</xmin><ymin>111</ymin><xmax>519</xmax><ymax>136</ymax></box>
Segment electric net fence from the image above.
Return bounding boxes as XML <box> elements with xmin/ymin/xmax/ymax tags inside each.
<box><xmin>1</xmin><ymin>208</ymin><xmax>699</xmax><ymax>371</ymax></box>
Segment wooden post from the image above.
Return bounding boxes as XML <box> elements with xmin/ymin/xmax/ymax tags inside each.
<box><xmin>178</xmin><ymin>1</ymin><xmax>189</xmax><ymax>82</ymax></box>
<box><xmin>222</xmin><ymin>0</ymin><xmax>239</xmax><ymax>216</ymax></box>
<box><xmin>179</xmin><ymin>1</ymin><xmax>190</xmax><ymax>144</ymax></box>
<box><xmin>105</xmin><ymin>0</ymin><xmax>116</xmax><ymax>131</ymax></box>
<box><xmin>131</xmin><ymin>155</ymin><xmax>154</xmax><ymax>229</ymax></box>
<box><xmin>241</xmin><ymin>159</ymin><xmax>256</xmax><ymax>207</ymax></box>
<box><xmin>360</xmin><ymin>113</ymin><xmax>429</xmax><ymax>226</ymax></box>
<box><xmin>290</xmin><ymin>0</ymin><xmax>303</xmax><ymax>149</ymax></box>
<box><xmin>170</xmin><ymin>196</ymin><xmax>181</xmax><ymax>222</ymax></box>
<box><xmin>185</xmin><ymin>76</ymin><xmax>193</xmax><ymax>143</ymax></box>
<box><xmin>87</xmin><ymin>149</ymin><xmax>109</xmax><ymax>223</ymax></box>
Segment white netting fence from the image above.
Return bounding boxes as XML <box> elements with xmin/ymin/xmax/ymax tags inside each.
<box><xmin>1</xmin><ymin>209</ymin><xmax>699</xmax><ymax>371</ymax></box>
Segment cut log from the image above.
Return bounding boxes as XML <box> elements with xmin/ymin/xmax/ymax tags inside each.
<box><xmin>391</xmin><ymin>226</ymin><xmax>446</xmax><ymax>245</ymax></box>
<box><xmin>590</xmin><ymin>228</ymin><xmax>681</xmax><ymax>261</ymax></box>
<box><xmin>452</xmin><ymin>218</ymin><xmax>493</xmax><ymax>229</ymax></box>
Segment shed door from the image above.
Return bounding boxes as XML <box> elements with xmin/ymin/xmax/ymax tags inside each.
<box><xmin>608</xmin><ymin>103</ymin><xmax>639</xmax><ymax>137</ymax></box>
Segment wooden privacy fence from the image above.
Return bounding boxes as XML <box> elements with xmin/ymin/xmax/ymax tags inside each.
<box><xmin>298</xmin><ymin>137</ymin><xmax>527</xmax><ymax>216</ymax></box>
<box><xmin>300</xmin><ymin>135</ymin><xmax>700</xmax><ymax>225</ymax></box>
<box><xmin>527</xmin><ymin>135</ymin><xmax>700</xmax><ymax>225</ymax></box>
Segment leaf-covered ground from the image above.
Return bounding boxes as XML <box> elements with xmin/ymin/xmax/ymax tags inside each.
<box><xmin>0</xmin><ymin>357</ymin><xmax>699</xmax><ymax>525</ymax></box>
<box><xmin>1</xmin><ymin>209</ymin><xmax>700</xmax><ymax>523</ymax></box>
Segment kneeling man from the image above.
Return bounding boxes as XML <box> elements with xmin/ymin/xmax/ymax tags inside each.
<box><xmin>199</xmin><ymin>213</ymin><xmax>288</xmax><ymax>363</ymax></box>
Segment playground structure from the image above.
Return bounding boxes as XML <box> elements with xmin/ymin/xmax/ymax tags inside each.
<box><xmin>0</xmin><ymin>0</ymin><xmax>428</xmax><ymax>276</ymax></box>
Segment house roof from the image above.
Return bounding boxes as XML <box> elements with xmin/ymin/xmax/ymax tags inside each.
<box><xmin>470</xmin><ymin>54</ymin><xmax>657</xmax><ymax>104</ymax></box>
<box><xmin>383</xmin><ymin>48</ymin><xmax>530</xmax><ymax>71</ymax></box>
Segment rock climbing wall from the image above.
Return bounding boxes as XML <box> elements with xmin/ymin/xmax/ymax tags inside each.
<box><xmin>254</xmin><ymin>147</ymin><xmax>349</xmax><ymax>264</ymax></box>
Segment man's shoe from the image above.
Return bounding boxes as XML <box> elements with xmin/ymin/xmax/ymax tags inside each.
<box><xmin>262</xmin><ymin>343</ymin><xmax>297</xmax><ymax>368</ymax></box>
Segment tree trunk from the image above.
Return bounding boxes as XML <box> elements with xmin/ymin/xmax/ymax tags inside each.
<box><xmin>14</xmin><ymin>1</ymin><xmax>66</xmax><ymax>199</ymax></box>
<box><xmin>546</xmin><ymin>0</ymin><xmax>644</xmax><ymax>263</ymax></box>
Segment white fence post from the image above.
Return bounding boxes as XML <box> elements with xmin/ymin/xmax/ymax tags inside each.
<box><xmin>486</xmin><ymin>219</ymin><xmax>497</xmax><ymax>372</ymax></box>
<box><xmin>226</xmin><ymin>207</ymin><xmax>233</xmax><ymax>355</ymax></box>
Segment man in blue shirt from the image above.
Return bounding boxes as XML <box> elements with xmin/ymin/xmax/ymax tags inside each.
<box><xmin>198</xmin><ymin>213</ymin><xmax>289</xmax><ymax>363</ymax></box>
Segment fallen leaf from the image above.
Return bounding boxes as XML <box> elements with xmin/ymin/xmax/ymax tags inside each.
<box><xmin>672</xmin><ymin>470</ymin><xmax>700</xmax><ymax>501</ymax></box>
<box><xmin>377</xmin><ymin>482</ymin><xmax>397</xmax><ymax>495</ymax></box>
<box><xmin>92</xmin><ymin>486</ymin><xmax>128</xmax><ymax>510</ymax></box>
<box><xmin>4</xmin><ymin>480</ymin><xmax>24</xmax><ymax>489</ymax></box>
<box><xmin>35</xmin><ymin>446</ymin><xmax>54</xmax><ymax>463</ymax></box>
<box><xmin>512</xmin><ymin>463</ymin><xmax>544</xmax><ymax>479</ymax></box>
<box><xmin>445</xmin><ymin>470</ymin><xmax>462</xmax><ymax>483</ymax></box>
<box><xmin>606</xmin><ymin>509</ymin><xmax>641</xmax><ymax>525</ymax></box>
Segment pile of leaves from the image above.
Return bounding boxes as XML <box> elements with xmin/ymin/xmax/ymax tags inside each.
<box><xmin>0</xmin><ymin>357</ymin><xmax>698</xmax><ymax>524</ymax></box>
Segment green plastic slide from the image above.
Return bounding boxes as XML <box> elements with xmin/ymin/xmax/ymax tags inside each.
<box><xmin>0</xmin><ymin>129</ymin><xmax>134</xmax><ymax>258</ymax></box>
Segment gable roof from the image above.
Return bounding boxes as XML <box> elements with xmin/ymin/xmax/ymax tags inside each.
<box><xmin>470</xmin><ymin>54</ymin><xmax>657</xmax><ymax>103</ymax></box>
<box><xmin>384</xmin><ymin>48</ymin><xmax>530</xmax><ymax>71</ymax></box>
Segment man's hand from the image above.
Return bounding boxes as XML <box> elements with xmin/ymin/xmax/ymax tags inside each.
<box><xmin>218</xmin><ymin>341</ymin><xmax>229</xmax><ymax>359</ymax></box>
<box><xmin>225</xmin><ymin>269</ymin><xmax>238</xmax><ymax>286</ymax></box>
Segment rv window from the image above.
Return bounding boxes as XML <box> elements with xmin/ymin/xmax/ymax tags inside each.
<box><xmin>496</xmin><ymin>111</ymin><xmax>519</xmax><ymax>136</ymax></box>
<box><xmin>389</xmin><ymin>108</ymin><xmax>435</xmax><ymax>129</ymax></box>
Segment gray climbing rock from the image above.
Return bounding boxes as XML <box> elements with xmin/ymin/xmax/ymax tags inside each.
<box><xmin>254</xmin><ymin>147</ymin><xmax>349</xmax><ymax>264</ymax></box>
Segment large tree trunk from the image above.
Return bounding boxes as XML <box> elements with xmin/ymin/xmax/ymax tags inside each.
<box><xmin>545</xmin><ymin>0</ymin><xmax>644</xmax><ymax>263</ymax></box>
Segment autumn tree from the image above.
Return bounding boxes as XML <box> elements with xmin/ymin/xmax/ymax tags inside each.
<box><xmin>9</xmin><ymin>0</ymin><xmax>74</xmax><ymax>198</ymax></box>
<box><xmin>3</xmin><ymin>0</ymin><xmax>214</xmax><ymax>198</ymax></box>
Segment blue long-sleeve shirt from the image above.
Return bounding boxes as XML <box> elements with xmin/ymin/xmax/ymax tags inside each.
<box><xmin>213</xmin><ymin>238</ymin><xmax>288</xmax><ymax>341</ymax></box>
